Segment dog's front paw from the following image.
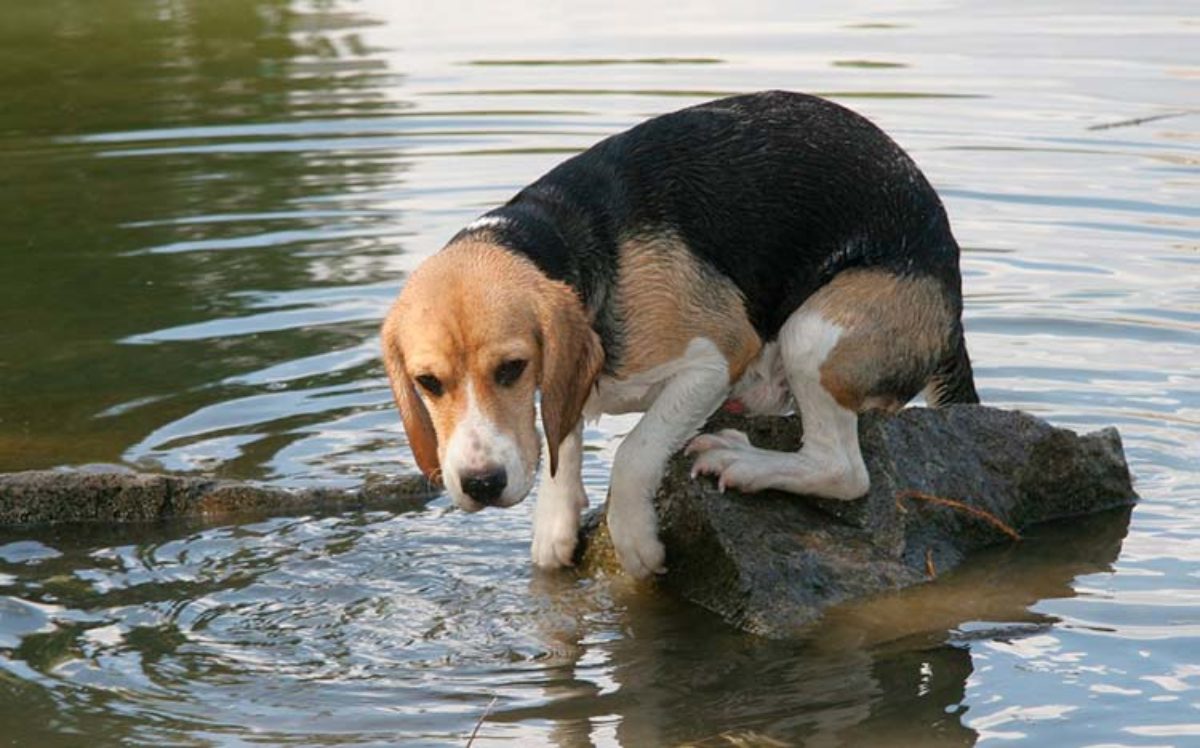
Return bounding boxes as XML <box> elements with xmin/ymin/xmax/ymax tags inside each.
<box><xmin>531</xmin><ymin>518</ymin><xmax>579</xmax><ymax>569</ymax></box>
<box><xmin>607</xmin><ymin>499</ymin><xmax>666</xmax><ymax>579</ymax></box>
<box><xmin>531</xmin><ymin>494</ymin><xmax>584</xmax><ymax>569</ymax></box>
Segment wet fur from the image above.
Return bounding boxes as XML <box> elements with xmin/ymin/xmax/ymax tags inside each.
<box><xmin>382</xmin><ymin>242</ymin><xmax>603</xmax><ymax>504</ymax></box>
<box><xmin>383</xmin><ymin>90</ymin><xmax>979</xmax><ymax>576</ymax></box>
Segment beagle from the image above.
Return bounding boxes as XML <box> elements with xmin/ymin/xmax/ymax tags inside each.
<box><xmin>381</xmin><ymin>90</ymin><xmax>979</xmax><ymax>579</ymax></box>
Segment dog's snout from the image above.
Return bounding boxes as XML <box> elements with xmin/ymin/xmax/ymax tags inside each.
<box><xmin>460</xmin><ymin>467</ymin><xmax>508</xmax><ymax>506</ymax></box>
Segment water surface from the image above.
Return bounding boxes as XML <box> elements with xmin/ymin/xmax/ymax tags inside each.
<box><xmin>1</xmin><ymin>1</ymin><xmax>1197</xmax><ymax>745</ymax></box>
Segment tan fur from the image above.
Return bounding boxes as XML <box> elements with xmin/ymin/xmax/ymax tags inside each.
<box><xmin>381</xmin><ymin>241</ymin><xmax>604</xmax><ymax>482</ymax></box>
<box><xmin>380</xmin><ymin>321</ymin><xmax>441</xmax><ymax>481</ymax></box>
<box><xmin>615</xmin><ymin>235</ymin><xmax>761</xmax><ymax>381</ymax></box>
<box><xmin>534</xmin><ymin>278</ymin><xmax>606</xmax><ymax>476</ymax></box>
<box><xmin>811</xmin><ymin>269</ymin><xmax>954</xmax><ymax>411</ymax></box>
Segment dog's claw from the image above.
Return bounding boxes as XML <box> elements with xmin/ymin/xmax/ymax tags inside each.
<box><xmin>531</xmin><ymin>531</ymin><xmax>578</xmax><ymax>569</ymax></box>
<box><xmin>687</xmin><ymin>428</ymin><xmax>783</xmax><ymax>495</ymax></box>
<box><xmin>608</xmin><ymin>504</ymin><xmax>667</xmax><ymax>579</ymax></box>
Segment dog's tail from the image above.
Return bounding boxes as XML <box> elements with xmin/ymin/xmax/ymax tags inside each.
<box><xmin>925</xmin><ymin>327</ymin><xmax>980</xmax><ymax>407</ymax></box>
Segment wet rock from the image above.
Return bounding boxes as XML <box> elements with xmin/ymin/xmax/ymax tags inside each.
<box><xmin>577</xmin><ymin>405</ymin><xmax>1137</xmax><ymax>638</ymax></box>
<box><xmin>0</xmin><ymin>468</ymin><xmax>438</xmax><ymax>526</ymax></box>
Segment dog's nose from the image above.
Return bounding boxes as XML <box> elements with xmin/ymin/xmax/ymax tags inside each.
<box><xmin>460</xmin><ymin>467</ymin><xmax>508</xmax><ymax>506</ymax></box>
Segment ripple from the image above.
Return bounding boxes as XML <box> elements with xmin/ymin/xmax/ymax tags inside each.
<box><xmin>0</xmin><ymin>541</ymin><xmax>62</xmax><ymax>564</ymax></box>
<box><xmin>463</xmin><ymin>57</ymin><xmax>725</xmax><ymax>67</ymax></box>
<box><xmin>944</xmin><ymin>188</ymin><xmax>1200</xmax><ymax>220</ymax></box>
<box><xmin>121</xmin><ymin>284</ymin><xmax>395</xmax><ymax>343</ymax></box>
<box><xmin>2</xmin><ymin>0</ymin><xmax>1199</xmax><ymax>744</ymax></box>
<box><xmin>127</xmin><ymin>225</ymin><xmax>407</xmax><ymax>256</ymax></box>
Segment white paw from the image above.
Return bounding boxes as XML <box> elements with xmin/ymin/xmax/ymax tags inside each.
<box><xmin>687</xmin><ymin>429</ymin><xmax>773</xmax><ymax>492</ymax></box>
<box><xmin>686</xmin><ymin>428</ymin><xmax>751</xmax><ymax>456</ymax></box>
<box><xmin>607</xmin><ymin>498</ymin><xmax>666</xmax><ymax>580</ymax></box>
<box><xmin>531</xmin><ymin>493</ymin><xmax>584</xmax><ymax>569</ymax></box>
<box><xmin>692</xmin><ymin>451</ymin><xmax>776</xmax><ymax>493</ymax></box>
<box><xmin>689</xmin><ymin>433</ymin><xmax>870</xmax><ymax>500</ymax></box>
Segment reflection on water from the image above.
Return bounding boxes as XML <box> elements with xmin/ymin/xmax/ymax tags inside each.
<box><xmin>0</xmin><ymin>507</ymin><xmax>1135</xmax><ymax>746</ymax></box>
<box><xmin>0</xmin><ymin>0</ymin><xmax>1197</xmax><ymax>745</ymax></box>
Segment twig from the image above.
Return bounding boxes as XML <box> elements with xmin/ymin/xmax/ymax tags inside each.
<box><xmin>1087</xmin><ymin>109</ymin><xmax>1196</xmax><ymax>131</ymax></box>
<box><xmin>925</xmin><ymin>548</ymin><xmax>937</xmax><ymax>578</ymax></box>
<box><xmin>466</xmin><ymin>695</ymin><xmax>498</xmax><ymax>747</ymax></box>
<box><xmin>895</xmin><ymin>490</ymin><xmax>1021</xmax><ymax>542</ymax></box>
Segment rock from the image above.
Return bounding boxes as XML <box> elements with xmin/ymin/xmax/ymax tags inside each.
<box><xmin>0</xmin><ymin>468</ymin><xmax>438</xmax><ymax>526</ymax></box>
<box><xmin>577</xmin><ymin>405</ymin><xmax>1137</xmax><ymax>638</ymax></box>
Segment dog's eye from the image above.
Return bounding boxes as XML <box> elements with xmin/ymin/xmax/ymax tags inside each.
<box><xmin>414</xmin><ymin>374</ymin><xmax>444</xmax><ymax>397</ymax></box>
<box><xmin>494</xmin><ymin>359</ymin><xmax>527</xmax><ymax>387</ymax></box>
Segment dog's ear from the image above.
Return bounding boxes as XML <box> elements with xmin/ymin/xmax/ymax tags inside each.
<box><xmin>381</xmin><ymin>315</ymin><xmax>442</xmax><ymax>484</ymax></box>
<box><xmin>536</xmin><ymin>282</ymin><xmax>604</xmax><ymax>477</ymax></box>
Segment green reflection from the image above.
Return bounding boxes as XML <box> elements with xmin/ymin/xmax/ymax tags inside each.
<box><xmin>0</xmin><ymin>0</ymin><xmax>403</xmax><ymax>472</ymax></box>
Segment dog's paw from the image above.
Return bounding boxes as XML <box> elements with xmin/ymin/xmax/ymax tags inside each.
<box><xmin>686</xmin><ymin>428</ymin><xmax>751</xmax><ymax>456</ymax></box>
<box><xmin>531</xmin><ymin>518</ymin><xmax>579</xmax><ymax>569</ymax></box>
<box><xmin>687</xmin><ymin>429</ymin><xmax>770</xmax><ymax>492</ymax></box>
<box><xmin>690</xmin><ymin>435</ymin><xmax>870</xmax><ymax>499</ymax></box>
<box><xmin>607</xmin><ymin>500</ymin><xmax>666</xmax><ymax>579</ymax></box>
<box><xmin>531</xmin><ymin>494</ymin><xmax>583</xmax><ymax>569</ymax></box>
<box><xmin>712</xmin><ymin>454</ymin><xmax>777</xmax><ymax>493</ymax></box>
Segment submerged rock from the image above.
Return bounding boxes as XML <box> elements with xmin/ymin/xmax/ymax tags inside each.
<box><xmin>0</xmin><ymin>468</ymin><xmax>438</xmax><ymax>525</ymax></box>
<box><xmin>577</xmin><ymin>405</ymin><xmax>1137</xmax><ymax>638</ymax></box>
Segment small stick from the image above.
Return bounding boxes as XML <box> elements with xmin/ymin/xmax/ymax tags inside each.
<box><xmin>925</xmin><ymin>548</ymin><xmax>937</xmax><ymax>578</ymax></box>
<box><xmin>896</xmin><ymin>489</ymin><xmax>1021</xmax><ymax>542</ymax></box>
<box><xmin>466</xmin><ymin>695</ymin><xmax>498</xmax><ymax>747</ymax></box>
<box><xmin>1087</xmin><ymin>109</ymin><xmax>1196</xmax><ymax>131</ymax></box>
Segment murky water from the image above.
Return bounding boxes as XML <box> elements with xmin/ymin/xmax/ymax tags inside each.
<box><xmin>1</xmin><ymin>1</ymin><xmax>1197</xmax><ymax>745</ymax></box>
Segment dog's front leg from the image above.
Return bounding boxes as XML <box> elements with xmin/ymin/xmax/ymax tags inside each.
<box><xmin>608</xmin><ymin>340</ymin><xmax>731</xmax><ymax>579</ymax></box>
<box><xmin>532</xmin><ymin>420</ymin><xmax>587</xmax><ymax>568</ymax></box>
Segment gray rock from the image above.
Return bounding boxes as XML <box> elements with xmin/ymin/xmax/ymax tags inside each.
<box><xmin>577</xmin><ymin>405</ymin><xmax>1137</xmax><ymax>638</ymax></box>
<box><xmin>0</xmin><ymin>469</ymin><xmax>438</xmax><ymax>526</ymax></box>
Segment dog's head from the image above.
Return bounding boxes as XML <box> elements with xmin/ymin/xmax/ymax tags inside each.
<box><xmin>381</xmin><ymin>241</ymin><xmax>604</xmax><ymax>512</ymax></box>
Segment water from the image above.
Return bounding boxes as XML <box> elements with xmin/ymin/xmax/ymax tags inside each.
<box><xmin>0</xmin><ymin>0</ymin><xmax>1197</xmax><ymax>744</ymax></box>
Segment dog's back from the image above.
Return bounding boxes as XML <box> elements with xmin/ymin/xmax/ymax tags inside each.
<box><xmin>580</xmin><ymin>91</ymin><xmax>960</xmax><ymax>329</ymax></box>
<box><xmin>460</xmin><ymin>90</ymin><xmax>977</xmax><ymax>405</ymax></box>
<box><xmin>392</xmin><ymin>91</ymin><xmax>981</xmax><ymax>577</ymax></box>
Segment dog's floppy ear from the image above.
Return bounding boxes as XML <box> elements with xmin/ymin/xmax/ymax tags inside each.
<box><xmin>536</xmin><ymin>282</ymin><xmax>604</xmax><ymax>478</ymax></box>
<box><xmin>381</xmin><ymin>315</ymin><xmax>442</xmax><ymax>484</ymax></box>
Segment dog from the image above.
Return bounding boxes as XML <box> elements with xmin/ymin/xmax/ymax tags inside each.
<box><xmin>381</xmin><ymin>90</ymin><xmax>979</xmax><ymax>579</ymax></box>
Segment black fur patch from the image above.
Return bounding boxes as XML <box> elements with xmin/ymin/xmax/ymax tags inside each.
<box><xmin>451</xmin><ymin>91</ymin><xmax>965</xmax><ymax>369</ymax></box>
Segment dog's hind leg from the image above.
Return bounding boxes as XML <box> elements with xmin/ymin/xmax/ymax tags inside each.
<box><xmin>688</xmin><ymin>309</ymin><xmax>870</xmax><ymax>499</ymax></box>
<box><xmin>689</xmin><ymin>269</ymin><xmax>958</xmax><ymax>499</ymax></box>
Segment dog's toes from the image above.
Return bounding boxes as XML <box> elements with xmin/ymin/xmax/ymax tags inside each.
<box><xmin>608</xmin><ymin>505</ymin><xmax>667</xmax><ymax>579</ymax></box>
<box><xmin>716</xmin><ymin>458</ymin><xmax>766</xmax><ymax>494</ymax></box>
<box><xmin>531</xmin><ymin>500</ymin><xmax>581</xmax><ymax>569</ymax></box>
<box><xmin>685</xmin><ymin>428</ymin><xmax>750</xmax><ymax>456</ymax></box>
<box><xmin>689</xmin><ymin>448</ymin><xmax>739</xmax><ymax>481</ymax></box>
<box><xmin>617</xmin><ymin>533</ymin><xmax>666</xmax><ymax>579</ymax></box>
<box><xmin>697</xmin><ymin>449</ymin><xmax>782</xmax><ymax>494</ymax></box>
<box><xmin>531</xmin><ymin>530</ymin><xmax>578</xmax><ymax>569</ymax></box>
<box><xmin>551</xmin><ymin>534</ymin><xmax>578</xmax><ymax>567</ymax></box>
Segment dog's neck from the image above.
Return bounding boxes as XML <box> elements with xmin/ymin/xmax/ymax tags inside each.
<box><xmin>448</xmin><ymin>197</ymin><xmax>626</xmax><ymax>371</ymax></box>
